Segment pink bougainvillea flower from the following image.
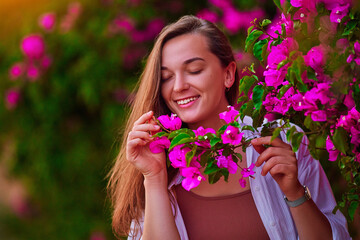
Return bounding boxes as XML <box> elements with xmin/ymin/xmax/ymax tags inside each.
<box><xmin>311</xmin><ymin>110</ymin><xmax>327</xmax><ymax>122</ymax></box>
<box><xmin>109</xmin><ymin>16</ymin><xmax>135</xmax><ymax>34</ymax></box>
<box><xmin>27</xmin><ymin>65</ymin><xmax>40</xmax><ymax>81</ymax></box>
<box><xmin>168</xmin><ymin>145</ymin><xmax>190</xmax><ymax>168</ymax></box>
<box><xmin>38</xmin><ymin>12</ymin><xmax>56</xmax><ymax>31</ymax></box>
<box><xmin>196</xmin><ymin>9</ymin><xmax>218</xmax><ymax>23</ymax></box>
<box><xmin>304</xmin><ymin>45</ymin><xmax>326</xmax><ymax>72</ymax></box>
<box><xmin>268</xmin><ymin>13</ymin><xmax>294</xmax><ymax>38</ymax></box>
<box><xmin>144</xmin><ymin>18</ymin><xmax>165</xmax><ymax>40</ymax></box>
<box><xmin>158</xmin><ymin>113</ymin><xmax>182</xmax><ymax>130</ymax></box>
<box><xmin>354</xmin><ymin>150</ymin><xmax>360</xmax><ymax>163</ymax></box>
<box><xmin>330</xmin><ymin>4</ymin><xmax>350</xmax><ymax>23</ymax></box>
<box><xmin>180</xmin><ymin>167</ymin><xmax>205</xmax><ymax>191</ymax></box>
<box><xmin>5</xmin><ymin>89</ymin><xmax>21</xmax><ymax>110</ymax></box>
<box><xmin>350</xmin><ymin>126</ymin><xmax>360</xmax><ymax>147</ymax></box>
<box><xmin>9</xmin><ymin>63</ymin><xmax>23</xmax><ymax>80</ymax></box>
<box><xmin>221</xmin><ymin>125</ymin><xmax>243</xmax><ymax>145</ymax></box>
<box><xmin>216</xmin><ymin>150</ymin><xmax>237</xmax><ymax>174</ymax></box>
<box><xmin>347</xmin><ymin>41</ymin><xmax>360</xmax><ymax>65</ymax></box>
<box><xmin>263</xmin><ymin>68</ymin><xmax>287</xmax><ymax>88</ymax></box>
<box><xmin>344</xmin><ymin>91</ymin><xmax>355</xmax><ymax>110</ymax></box>
<box><xmin>149</xmin><ymin>136</ymin><xmax>170</xmax><ymax>154</ymax></box>
<box><xmin>222</xmin><ymin>8</ymin><xmax>264</xmax><ymax>34</ymax></box>
<box><xmin>239</xmin><ymin>177</ymin><xmax>247</xmax><ymax>188</ymax></box>
<box><xmin>41</xmin><ymin>55</ymin><xmax>52</xmax><ymax>69</ymax></box>
<box><xmin>219</xmin><ymin>106</ymin><xmax>239</xmax><ymax>124</ymax></box>
<box><xmin>209</xmin><ymin>0</ymin><xmax>232</xmax><ymax>10</ymax></box>
<box><xmin>21</xmin><ymin>34</ymin><xmax>45</xmax><ymax>59</ymax></box>
<box><xmin>336</xmin><ymin>38</ymin><xmax>349</xmax><ymax>54</ymax></box>
<box><xmin>241</xmin><ymin>163</ymin><xmax>255</xmax><ymax>178</ymax></box>
<box><xmin>326</xmin><ymin>136</ymin><xmax>340</xmax><ymax>161</ymax></box>
<box><xmin>193</xmin><ymin>126</ymin><xmax>216</xmax><ymax>136</ymax></box>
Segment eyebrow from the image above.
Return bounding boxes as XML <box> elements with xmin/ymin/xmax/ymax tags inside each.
<box><xmin>161</xmin><ymin>57</ymin><xmax>205</xmax><ymax>70</ymax></box>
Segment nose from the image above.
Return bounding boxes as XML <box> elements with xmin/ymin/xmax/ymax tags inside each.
<box><xmin>173</xmin><ymin>73</ymin><xmax>190</xmax><ymax>92</ymax></box>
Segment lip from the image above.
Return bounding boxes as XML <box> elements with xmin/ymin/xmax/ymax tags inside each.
<box><xmin>174</xmin><ymin>95</ymin><xmax>200</xmax><ymax>108</ymax></box>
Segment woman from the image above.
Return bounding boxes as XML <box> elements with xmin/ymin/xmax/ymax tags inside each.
<box><xmin>107</xmin><ymin>15</ymin><xmax>350</xmax><ymax>240</ymax></box>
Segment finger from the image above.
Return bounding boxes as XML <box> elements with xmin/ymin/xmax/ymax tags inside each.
<box><xmin>251</xmin><ymin>136</ymin><xmax>291</xmax><ymax>149</ymax></box>
<box><xmin>251</xmin><ymin>138</ymin><xmax>267</xmax><ymax>154</ymax></box>
<box><xmin>132</xmin><ymin>123</ymin><xmax>160</xmax><ymax>132</ymax></box>
<box><xmin>268</xmin><ymin>164</ymin><xmax>297</xmax><ymax>179</ymax></box>
<box><xmin>261</xmin><ymin>156</ymin><xmax>295</xmax><ymax>176</ymax></box>
<box><xmin>134</xmin><ymin>111</ymin><xmax>154</xmax><ymax>126</ymax></box>
<box><xmin>128</xmin><ymin>130</ymin><xmax>152</xmax><ymax>141</ymax></box>
<box><xmin>255</xmin><ymin>147</ymin><xmax>296</xmax><ymax>167</ymax></box>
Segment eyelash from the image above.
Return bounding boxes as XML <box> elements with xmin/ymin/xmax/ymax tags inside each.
<box><xmin>189</xmin><ymin>70</ymin><xmax>202</xmax><ymax>74</ymax></box>
<box><xmin>161</xmin><ymin>70</ymin><xmax>202</xmax><ymax>81</ymax></box>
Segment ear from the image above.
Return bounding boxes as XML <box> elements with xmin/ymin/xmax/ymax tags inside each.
<box><xmin>224</xmin><ymin>61</ymin><xmax>237</xmax><ymax>89</ymax></box>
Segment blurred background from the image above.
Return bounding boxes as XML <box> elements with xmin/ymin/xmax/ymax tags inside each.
<box><xmin>0</xmin><ymin>0</ymin><xmax>358</xmax><ymax>239</ymax></box>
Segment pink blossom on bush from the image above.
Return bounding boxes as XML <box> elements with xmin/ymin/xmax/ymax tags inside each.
<box><xmin>169</xmin><ymin>145</ymin><xmax>190</xmax><ymax>168</ymax></box>
<box><xmin>109</xmin><ymin>17</ymin><xmax>135</xmax><ymax>34</ymax></box>
<box><xmin>5</xmin><ymin>89</ymin><xmax>21</xmax><ymax>110</ymax></box>
<box><xmin>336</xmin><ymin>38</ymin><xmax>349</xmax><ymax>54</ymax></box>
<box><xmin>9</xmin><ymin>63</ymin><xmax>23</xmax><ymax>80</ymax></box>
<box><xmin>268</xmin><ymin>14</ymin><xmax>294</xmax><ymax>38</ymax></box>
<box><xmin>343</xmin><ymin>91</ymin><xmax>355</xmax><ymax>110</ymax></box>
<box><xmin>196</xmin><ymin>9</ymin><xmax>218</xmax><ymax>23</ymax></box>
<box><xmin>193</xmin><ymin>126</ymin><xmax>216</xmax><ymax>136</ymax></box>
<box><xmin>319</xmin><ymin>0</ymin><xmax>351</xmax><ymax>11</ymax></box>
<box><xmin>158</xmin><ymin>113</ymin><xmax>182</xmax><ymax>131</ymax></box>
<box><xmin>180</xmin><ymin>167</ymin><xmax>205</xmax><ymax>191</ymax></box>
<box><xmin>222</xmin><ymin>8</ymin><xmax>264</xmax><ymax>34</ymax></box>
<box><xmin>41</xmin><ymin>55</ymin><xmax>52</xmax><ymax>69</ymax></box>
<box><xmin>239</xmin><ymin>177</ymin><xmax>247</xmax><ymax>188</ymax></box>
<box><xmin>263</xmin><ymin>68</ymin><xmax>287</xmax><ymax>88</ymax></box>
<box><xmin>347</xmin><ymin>41</ymin><xmax>360</xmax><ymax>65</ymax></box>
<box><xmin>304</xmin><ymin>45</ymin><xmax>326</xmax><ymax>72</ymax></box>
<box><xmin>330</xmin><ymin>4</ymin><xmax>350</xmax><ymax>23</ymax></box>
<box><xmin>208</xmin><ymin>0</ymin><xmax>232</xmax><ymax>10</ymax></box>
<box><xmin>216</xmin><ymin>150</ymin><xmax>237</xmax><ymax>174</ymax></box>
<box><xmin>219</xmin><ymin>105</ymin><xmax>239</xmax><ymax>124</ymax></box>
<box><xmin>145</xmin><ymin>18</ymin><xmax>165</xmax><ymax>40</ymax></box>
<box><xmin>27</xmin><ymin>65</ymin><xmax>40</xmax><ymax>81</ymax></box>
<box><xmin>241</xmin><ymin>163</ymin><xmax>255</xmax><ymax>178</ymax></box>
<box><xmin>311</xmin><ymin>110</ymin><xmax>327</xmax><ymax>122</ymax></box>
<box><xmin>38</xmin><ymin>12</ymin><xmax>56</xmax><ymax>31</ymax></box>
<box><xmin>326</xmin><ymin>137</ymin><xmax>340</xmax><ymax>161</ymax></box>
<box><xmin>21</xmin><ymin>34</ymin><xmax>45</xmax><ymax>59</ymax></box>
<box><xmin>149</xmin><ymin>136</ymin><xmax>170</xmax><ymax>154</ymax></box>
<box><xmin>221</xmin><ymin>125</ymin><xmax>243</xmax><ymax>145</ymax></box>
<box><xmin>350</xmin><ymin>126</ymin><xmax>360</xmax><ymax>147</ymax></box>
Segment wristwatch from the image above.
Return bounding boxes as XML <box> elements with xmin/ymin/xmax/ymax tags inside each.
<box><xmin>284</xmin><ymin>185</ymin><xmax>311</xmax><ymax>208</ymax></box>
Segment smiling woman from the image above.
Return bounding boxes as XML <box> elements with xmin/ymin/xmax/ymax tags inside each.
<box><xmin>107</xmin><ymin>15</ymin><xmax>351</xmax><ymax>240</ymax></box>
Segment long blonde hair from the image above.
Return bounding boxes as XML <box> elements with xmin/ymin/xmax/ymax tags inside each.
<box><xmin>107</xmin><ymin>15</ymin><xmax>239</xmax><ymax>238</ymax></box>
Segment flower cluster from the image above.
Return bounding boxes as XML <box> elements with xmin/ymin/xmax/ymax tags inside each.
<box><xmin>149</xmin><ymin>106</ymin><xmax>256</xmax><ymax>191</ymax></box>
<box><xmin>242</xmin><ymin>0</ymin><xmax>360</xmax><ymax>220</ymax></box>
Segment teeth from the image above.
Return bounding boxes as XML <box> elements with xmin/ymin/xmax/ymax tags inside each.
<box><xmin>177</xmin><ymin>96</ymin><xmax>198</xmax><ymax>105</ymax></box>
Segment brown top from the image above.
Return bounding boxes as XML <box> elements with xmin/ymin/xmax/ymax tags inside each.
<box><xmin>174</xmin><ymin>185</ymin><xmax>270</xmax><ymax>240</ymax></box>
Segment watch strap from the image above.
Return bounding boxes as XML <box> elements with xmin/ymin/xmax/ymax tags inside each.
<box><xmin>284</xmin><ymin>185</ymin><xmax>311</xmax><ymax>208</ymax></box>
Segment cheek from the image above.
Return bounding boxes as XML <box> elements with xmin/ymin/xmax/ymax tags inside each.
<box><xmin>160</xmin><ymin>83</ymin><xmax>171</xmax><ymax>101</ymax></box>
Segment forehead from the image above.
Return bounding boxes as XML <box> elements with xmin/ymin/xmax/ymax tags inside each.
<box><xmin>161</xmin><ymin>33</ymin><xmax>212</xmax><ymax>66</ymax></box>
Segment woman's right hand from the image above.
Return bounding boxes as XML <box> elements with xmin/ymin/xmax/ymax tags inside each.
<box><xmin>126</xmin><ymin>111</ymin><xmax>168</xmax><ymax>182</ymax></box>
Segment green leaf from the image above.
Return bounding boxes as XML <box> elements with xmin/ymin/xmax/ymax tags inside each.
<box><xmin>220</xmin><ymin>169</ymin><xmax>229</xmax><ymax>182</ymax></box>
<box><xmin>153</xmin><ymin>131</ymin><xmax>168</xmax><ymax>138</ymax></box>
<box><xmin>204</xmin><ymin>163</ymin><xmax>220</xmax><ymax>175</ymax></box>
<box><xmin>208</xmin><ymin>171</ymin><xmax>222</xmax><ymax>184</ymax></box>
<box><xmin>234</xmin><ymin>152</ymin><xmax>242</xmax><ymax>162</ymax></box>
<box><xmin>253</xmin><ymin>39</ymin><xmax>268</xmax><ymax>61</ymax></box>
<box><xmin>168</xmin><ymin>128</ymin><xmax>195</xmax><ymax>139</ymax></box>
<box><xmin>185</xmin><ymin>145</ymin><xmax>197</xmax><ymax>167</ymax></box>
<box><xmin>342</xmin><ymin>20</ymin><xmax>358</xmax><ymax>36</ymax></box>
<box><xmin>353</xmin><ymin>83</ymin><xmax>360</xmax><ymax>112</ymax></box>
<box><xmin>169</xmin><ymin>133</ymin><xmax>192</xmax><ymax>150</ymax></box>
<box><xmin>277</xmin><ymin>59</ymin><xmax>290</xmax><ymax>70</ymax></box>
<box><xmin>286</xmin><ymin>126</ymin><xmax>297</xmax><ymax>142</ymax></box>
<box><xmin>210</xmin><ymin>137</ymin><xmax>221</xmax><ymax>147</ymax></box>
<box><xmin>239</xmin><ymin>75</ymin><xmax>257</xmax><ymax>96</ymax></box>
<box><xmin>273</xmin><ymin>0</ymin><xmax>283</xmax><ymax>10</ymax></box>
<box><xmin>247</xmin><ymin>25</ymin><xmax>254</xmax><ymax>36</ymax></box>
<box><xmin>260</xmin><ymin>19</ymin><xmax>272</xmax><ymax>27</ymax></box>
<box><xmin>348</xmin><ymin>201</ymin><xmax>359</xmax><ymax>221</ymax></box>
<box><xmin>245</xmin><ymin>30</ymin><xmax>263</xmax><ymax>52</ymax></box>
<box><xmin>252</xmin><ymin>85</ymin><xmax>264</xmax><ymax>110</ymax></box>
<box><xmin>277</xmin><ymin>84</ymin><xmax>292</xmax><ymax>99</ymax></box>
<box><xmin>332</xmin><ymin>127</ymin><xmax>349</xmax><ymax>154</ymax></box>
<box><xmin>271</xmin><ymin>127</ymin><xmax>281</xmax><ymax>143</ymax></box>
<box><xmin>291</xmin><ymin>132</ymin><xmax>304</xmax><ymax>152</ymax></box>
<box><xmin>242</xmin><ymin>125</ymin><xmax>256</xmax><ymax>132</ymax></box>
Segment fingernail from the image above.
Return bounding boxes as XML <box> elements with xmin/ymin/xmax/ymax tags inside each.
<box><xmin>148</xmin><ymin>111</ymin><xmax>153</xmax><ymax>115</ymax></box>
<box><xmin>154</xmin><ymin>125</ymin><xmax>160</xmax><ymax>129</ymax></box>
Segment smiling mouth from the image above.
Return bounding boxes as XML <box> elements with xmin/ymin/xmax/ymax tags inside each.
<box><xmin>176</xmin><ymin>96</ymin><xmax>199</xmax><ymax>105</ymax></box>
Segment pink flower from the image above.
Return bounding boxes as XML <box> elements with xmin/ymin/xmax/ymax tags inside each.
<box><xmin>5</xmin><ymin>89</ymin><xmax>21</xmax><ymax>110</ymax></box>
<box><xmin>304</xmin><ymin>45</ymin><xmax>326</xmax><ymax>72</ymax></box>
<box><xmin>350</xmin><ymin>126</ymin><xmax>360</xmax><ymax>147</ymax></box>
<box><xmin>330</xmin><ymin>4</ymin><xmax>350</xmax><ymax>23</ymax></box>
<box><xmin>219</xmin><ymin>106</ymin><xmax>239</xmax><ymax>124</ymax></box>
<box><xmin>263</xmin><ymin>68</ymin><xmax>287</xmax><ymax>88</ymax></box>
<box><xmin>196</xmin><ymin>9</ymin><xmax>218</xmax><ymax>23</ymax></box>
<box><xmin>222</xmin><ymin>8</ymin><xmax>264</xmax><ymax>34</ymax></box>
<box><xmin>311</xmin><ymin>110</ymin><xmax>327</xmax><ymax>122</ymax></box>
<box><xmin>221</xmin><ymin>125</ymin><xmax>243</xmax><ymax>145</ymax></box>
<box><xmin>336</xmin><ymin>38</ymin><xmax>349</xmax><ymax>54</ymax></box>
<box><xmin>216</xmin><ymin>150</ymin><xmax>237</xmax><ymax>174</ymax></box>
<box><xmin>241</xmin><ymin>163</ymin><xmax>255</xmax><ymax>178</ymax></box>
<box><xmin>344</xmin><ymin>92</ymin><xmax>355</xmax><ymax>110</ymax></box>
<box><xmin>158</xmin><ymin>113</ymin><xmax>182</xmax><ymax>131</ymax></box>
<box><xmin>149</xmin><ymin>136</ymin><xmax>170</xmax><ymax>154</ymax></box>
<box><xmin>326</xmin><ymin>136</ymin><xmax>340</xmax><ymax>161</ymax></box>
<box><xmin>168</xmin><ymin>145</ymin><xmax>190</xmax><ymax>168</ymax></box>
<box><xmin>27</xmin><ymin>65</ymin><xmax>40</xmax><ymax>81</ymax></box>
<box><xmin>347</xmin><ymin>41</ymin><xmax>360</xmax><ymax>65</ymax></box>
<box><xmin>41</xmin><ymin>55</ymin><xmax>52</xmax><ymax>69</ymax></box>
<box><xmin>38</xmin><ymin>12</ymin><xmax>56</xmax><ymax>31</ymax></box>
<box><xmin>193</xmin><ymin>126</ymin><xmax>216</xmax><ymax>136</ymax></box>
<box><xmin>144</xmin><ymin>18</ymin><xmax>165</xmax><ymax>40</ymax></box>
<box><xmin>21</xmin><ymin>34</ymin><xmax>45</xmax><ymax>59</ymax></box>
<box><xmin>209</xmin><ymin>0</ymin><xmax>232</xmax><ymax>10</ymax></box>
<box><xmin>239</xmin><ymin>177</ymin><xmax>247</xmax><ymax>188</ymax></box>
<box><xmin>180</xmin><ymin>167</ymin><xmax>205</xmax><ymax>191</ymax></box>
<box><xmin>9</xmin><ymin>63</ymin><xmax>23</xmax><ymax>80</ymax></box>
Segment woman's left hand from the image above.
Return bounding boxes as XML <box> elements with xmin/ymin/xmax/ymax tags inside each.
<box><xmin>251</xmin><ymin>136</ymin><xmax>304</xmax><ymax>200</ymax></box>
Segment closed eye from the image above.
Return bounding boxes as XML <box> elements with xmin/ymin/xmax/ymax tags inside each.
<box><xmin>189</xmin><ymin>70</ymin><xmax>202</xmax><ymax>74</ymax></box>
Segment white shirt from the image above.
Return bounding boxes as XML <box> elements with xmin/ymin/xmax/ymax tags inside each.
<box><xmin>129</xmin><ymin>117</ymin><xmax>351</xmax><ymax>239</ymax></box>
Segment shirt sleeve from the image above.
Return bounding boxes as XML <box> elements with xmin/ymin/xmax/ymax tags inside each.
<box><xmin>128</xmin><ymin>216</ymin><xmax>144</xmax><ymax>240</ymax></box>
<box><xmin>293</xmin><ymin>125</ymin><xmax>351</xmax><ymax>240</ymax></box>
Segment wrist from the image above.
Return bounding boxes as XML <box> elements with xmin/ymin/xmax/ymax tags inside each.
<box><xmin>284</xmin><ymin>183</ymin><xmax>305</xmax><ymax>201</ymax></box>
<box><xmin>144</xmin><ymin>171</ymin><xmax>168</xmax><ymax>189</ymax></box>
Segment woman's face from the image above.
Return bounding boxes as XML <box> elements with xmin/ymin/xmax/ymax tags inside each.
<box><xmin>160</xmin><ymin>33</ymin><xmax>234</xmax><ymax>130</ymax></box>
